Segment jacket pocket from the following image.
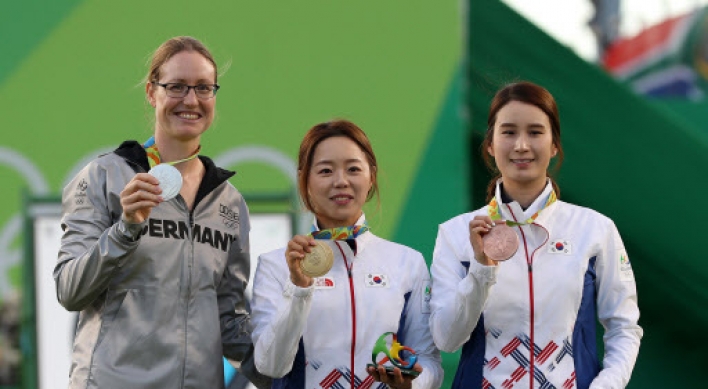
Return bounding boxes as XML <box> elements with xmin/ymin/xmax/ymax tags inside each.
<box><xmin>94</xmin><ymin>288</ymin><xmax>130</xmax><ymax>350</ymax></box>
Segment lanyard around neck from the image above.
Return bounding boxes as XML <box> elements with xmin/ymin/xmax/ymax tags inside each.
<box><xmin>143</xmin><ymin>136</ymin><xmax>201</xmax><ymax>169</ymax></box>
<box><xmin>310</xmin><ymin>222</ymin><xmax>370</xmax><ymax>241</ymax></box>
<box><xmin>487</xmin><ymin>190</ymin><xmax>556</xmax><ymax>226</ymax></box>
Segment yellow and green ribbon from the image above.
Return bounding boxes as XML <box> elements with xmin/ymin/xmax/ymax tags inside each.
<box><xmin>143</xmin><ymin>136</ymin><xmax>201</xmax><ymax>168</ymax></box>
<box><xmin>310</xmin><ymin>221</ymin><xmax>370</xmax><ymax>240</ymax></box>
<box><xmin>488</xmin><ymin>190</ymin><xmax>557</xmax><ymax>226</ymax></box>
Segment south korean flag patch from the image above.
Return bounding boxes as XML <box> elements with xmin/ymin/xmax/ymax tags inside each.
<box><xmin>365</xmin><ymin>273</ymin><xmax>389</xmax><ymax>288</ymax></box>
<box><xmin>549</xmin><ymin>240</ymin><xmax>572</xmax><ymax>254</ymax></box>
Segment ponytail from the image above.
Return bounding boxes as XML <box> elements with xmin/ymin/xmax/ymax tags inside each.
<box><xmin>485</xmin><ymin>174</ymin><xmax>501</xmax><ymax>203</ymax></box>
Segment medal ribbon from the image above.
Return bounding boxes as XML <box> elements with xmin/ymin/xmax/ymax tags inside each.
<box><xmin>488</xmin><ymin>190</ymin><xmax>557</xmax><ymax>226</ymax></box>
<box><xmin>310</xmin><ymin>221</ymin><xmax>370</xmax><ymax>240</ymax></box>
<box><xmin>143</xmin><ymin>136</ymin><xmax>201</xmax><ymax>168</ymax></box>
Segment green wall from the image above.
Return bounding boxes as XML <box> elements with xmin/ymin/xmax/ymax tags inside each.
<box><xmin>0</xmin><ymin>1</ymin><xmax>462</xmax><ymax>288</ymax></box>
<box><xmin>468</xmin><ymin>0</ymin><xmax>708</xmax><ymax>388</ymax></box>
<box><xmin>0</xmin><ymin>1</ymin><xmax>464</xmax><ymax>388</ymax></box>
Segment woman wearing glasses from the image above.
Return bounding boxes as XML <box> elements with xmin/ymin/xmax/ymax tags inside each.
<box><xmin>429</xmin><ymin>81</ymin><xmax>642</xmax><ymax>389</ymax></box>
<box><xmin>55</xmin><ymin>36</ymin><xmax>255</xmax><ymax>389</ymax></box>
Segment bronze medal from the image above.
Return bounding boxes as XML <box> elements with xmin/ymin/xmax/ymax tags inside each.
<box><xmin>482</xmin><ymin>223</ymin><xmax>519</xmax><ymax>261</ymax></box>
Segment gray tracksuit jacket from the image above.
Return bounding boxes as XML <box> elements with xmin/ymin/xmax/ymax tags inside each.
<box><xmin>55</xmin><ymin>141</ymin><xmax>252</xmax><ymax>389</ymax></box>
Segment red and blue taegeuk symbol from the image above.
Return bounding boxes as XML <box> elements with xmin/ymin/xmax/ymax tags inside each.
<box><xmin>555</xmin><ymin>242</ymin><xmax>564</xmax><ymax>251</ymax></box>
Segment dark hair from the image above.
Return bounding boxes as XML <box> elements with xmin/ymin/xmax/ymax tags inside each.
<box><xmin>482</xmin><ymin>81</ymin><xmax>564</xmax><ymax>201</ymax></box>
<box><xmin>297</xmin><ymin>120</ymin><xmax>379</xmax><ymax>213</ymax></box>
<box><xmin>146</xmin><ymin>36</ymin><xmax>218</xmax><ymax>84</ymax></box>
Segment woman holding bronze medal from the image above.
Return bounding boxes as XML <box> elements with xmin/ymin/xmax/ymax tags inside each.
<box><xmin>55</xmin><ymin>36</ymin><xmax>257</xmax><ymax>388</ymax></box>
<box><xmin>251</xmin><ymin>120</ymin><xmax>443</xmax><ymax>389</ymax></box>
<box><xmin>429</xmin><ymin>82</ymin><xmax>642</xmax><ymax>389</ymax></box>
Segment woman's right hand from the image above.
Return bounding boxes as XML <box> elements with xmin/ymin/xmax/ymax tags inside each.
<box><xmin>120</xmin><ymin>173</ymin><xmax>163</xmax><ymax>224</ymax></box>
<box><xmin>468</xmin><ymin>215</ymin><xmax>498</xmax><ymax>266</ymax></box>
<box><xmin>285</xmin><ymin>235</ymin><xmax>316</xmax><ymax>287</ymax></box>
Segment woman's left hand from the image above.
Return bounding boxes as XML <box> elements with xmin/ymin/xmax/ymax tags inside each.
<box><xmin>366</xmin><ymin>363</ymin><xmax>423</xmax><ymax>389</ymax></box>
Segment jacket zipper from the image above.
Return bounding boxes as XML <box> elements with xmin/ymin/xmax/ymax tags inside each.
<box><xmin>180</xmin><ymin>211</ymin><xmax>195</xmax><ymax>388</ymax></box>
<box><xmin>506</xmin><ymin>205</ymin><xmax>535</xmax><ymax>389</ymax></box>
<box><xmin>506</xmin><ymin>205</ymin><xmax>550</xmax><ymax>389</ymax></box>
<box><xmin>335</xmin><ymin>242</ymin><xmax>356</xmax><ymax>389</ymax></box>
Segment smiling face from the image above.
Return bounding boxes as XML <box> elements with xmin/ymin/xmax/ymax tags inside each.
<box><xmin>306</xmin><ymin>136</ymin><xmax>374</xmax><ymax>229</ymax></box>
<box><xmin>146</xmin><ymin>50</ymin><xmax>216</xmax><ymax>142</ymax></box>
<box><xmin>488</xmin><ymin>100</ymin><xmax>558</xmax><ymax>194</ymax></box>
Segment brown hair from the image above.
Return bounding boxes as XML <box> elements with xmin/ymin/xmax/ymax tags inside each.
<box><xmin>482</xmin><ymin>81</ymin><xmax>564</xmax><ymax>201</ymax></box>
<box><xmin>297</xmin><ymin>120</ymin><xmax>379</xmax><ymax>213</ymax></box>
<box><xmin>146</xmin><ymin>36</ymin><xmax>218</xmax><ymax>83</ymax></box>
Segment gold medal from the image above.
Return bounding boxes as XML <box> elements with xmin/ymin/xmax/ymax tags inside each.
<box><xmin>300</xmin><ymin>241</ymin><xmax>334</xmax><ymax>278</ymax></box>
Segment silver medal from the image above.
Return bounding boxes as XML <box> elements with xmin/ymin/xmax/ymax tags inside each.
<box><xmin>148</xmin><ymin>163</ymin><xmax>183</xmax><ymax>201</ymax></box>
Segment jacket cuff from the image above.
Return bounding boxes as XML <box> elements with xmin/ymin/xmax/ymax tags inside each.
<box><xmin>467</xmin><ymin>259</ymin><xmax>498</xmax><ymax>283</ymax></box>
<box><xmin>117</xmin><ymin>218</ymin><xmax>146</xmax><ymax>242</ymax></box>
<box><xmin>284</xmin><ymin>279</ymin><xmax>314</xmax><ymax>298</ymax></box>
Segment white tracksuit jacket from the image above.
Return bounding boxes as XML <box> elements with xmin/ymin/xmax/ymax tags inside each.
<box><xmin>251</xmin><ymin>216</ymin><xmax>443</xmax><ymax>389</ymax></box>
<box><xmin>429</xmin><ymin>182</ymin><xmax>642</xmax><ymax>389</ymax></box>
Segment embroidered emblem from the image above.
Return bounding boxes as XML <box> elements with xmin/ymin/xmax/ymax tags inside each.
<box><xmin>549</xmin><ymin>240</ymin><xmax>572</xmax><ymax>254</ymax></box>
<box><xmin>314</xmin><ymin>277</ymin><xmax>335</xmax><ymax>289</ymax></box>
<box><xmin>422</xmin><ymin>281</ymin><xmax>431</xmax><ymax>314</ymax></box>
<box><xmin>75</xmin><ymin>179</ymin><xmax>88</xmax><ymax>205</ymax></box>
<box><xmin>618</xmin><ymin>250</ymin><xmax>634</xmax><ymax>281</ymax></box>
<box><xmin>219</xmin><ymin>204</ymin><xmax>239</xmax><ymax>228</ymax></box>
<box><xmin>365</xmin><ymin>273</ymin><xmax>388</xmax><ymax>288</ymax></box>
<box><xmin>72</xmin><ymin>178</ymin><xmax>92</xmax><ymax>209</ymax></box>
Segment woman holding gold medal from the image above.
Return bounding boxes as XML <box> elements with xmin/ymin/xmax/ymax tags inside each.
<box><xmin>251</xmin><ymin>120</ymin><xmax>443</xmax><ymax>389</ymax></box>
<box><xmin>55</xmin><ymin>37</ymin><xmax>257</xmax><ymax>388</ymax></box>
<box><xmin>429</xmin><ymin>81</ymin><xmax>642</xmax><ymax>389</ymax></box>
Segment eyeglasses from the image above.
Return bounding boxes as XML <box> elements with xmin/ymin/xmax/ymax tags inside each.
<box><xmin>152</xmin><ymin>82</ymin><xmax>220</xmax><ymax>99</ymax></box>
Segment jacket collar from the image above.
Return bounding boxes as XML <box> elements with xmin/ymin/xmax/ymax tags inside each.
<box><xmin>311</xmin><ymin>214</ymin><xmax>372</xmax><ymax>256</ymax></box>
<box><xmin>493</xmin><ymin>179</ymin><xmax>557</xmax><ymax>225</ymax></box>
<box><xmin>310</xmin><ymin>213</ymin><xmax>367</xmax><ymax>232</ymax></box>
<box><xmin>114</xmin><ymin>140</ymin><xmax>236</xmax><ymax>206</ymax></box>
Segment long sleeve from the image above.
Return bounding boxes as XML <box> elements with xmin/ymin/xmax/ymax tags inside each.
<box><xmin>219</xmin><ymin>198</ymin><xmax>253</xmax><ymax>362</ymax></box>
<box><xmin>429</xmin><ymin>215</ymin><xmax>498</xmax><ymax>353</ymax></box>
<box><xmin>54</xmin><ymin>161</ymin><xmax>143</xmax><ymax>311</ymax></box>
<box><xmin>250</xmin><ymin>249</ymin><xmax>314</xmax><ymax>378</ymax></box>
<box><xmin>590</xmin><ymin>219</ymin><xmax>643</xmax><ymax>389</ymax></box>
<box><xmin>401</xmin><ymin>251</ymin><xmax>443</xmax><ymax>389</ymax></box>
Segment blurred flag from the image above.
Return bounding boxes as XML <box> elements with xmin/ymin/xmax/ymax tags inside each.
<box><xmin>602</xmin><ymin>7</ymin><xmax>708</xmax><ymax>99</ymax></box>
